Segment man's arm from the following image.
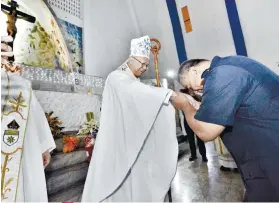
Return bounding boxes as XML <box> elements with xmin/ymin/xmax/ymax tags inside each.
<box><xmin>171</xmin><ymin>92</ymin><xmax>225</xmax><ymax>141</ymax></box>
<box><xmin>182</xmin><ymin>100</ymin><xmax>225</xmax><ymax>141</ymax></box>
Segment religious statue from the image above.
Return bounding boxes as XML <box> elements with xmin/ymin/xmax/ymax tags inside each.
<box><xmin>1</xmin><ymin>0</ymin><xmax>35</xmax><ymax>62</ymax></box>
<box><xmin>2</xmin><ymin>9</ymin><xmax>18</xmax><ymax>38</ymax></box>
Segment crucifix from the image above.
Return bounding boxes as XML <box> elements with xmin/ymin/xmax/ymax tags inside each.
<box><xmin>150</xmin><ymin>38</ymin><xmax>162</xmax><ymax>87</ymax></box>
<box><xmin>1</xmin><ymin>0</ymin><xmax>36</xmax><ymax>62</ymax></box>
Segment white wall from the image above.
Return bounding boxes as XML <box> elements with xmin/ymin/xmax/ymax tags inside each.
<box><xmin>48</xmin><ymin>0</ymin><xmax>83</xmax><ymax>27</ymax></box>
<box><xmin>175</xmin><ymin>0</ymin><xmax>279</xmax><ymax>74</ymax></box>
<box><xmin>82</xmin><ymin>0</ymin><xmax>279</xmax><ymax>78</ymax></box>
<box><xmin>176</xmin><ymin>0</ymin><xmax>236</xmax><ymax>59</ymax></box>
<box><xmin>131</xmin><ymin>0</ymin><xmax>180</xmax><ymax>79</ymax></box>
<box><xmin>83</xmin><ymin>0</ymin><xmax>180</xmax><ymax>79</ymax></box>
<box><xmin>236</xmin><ymin>0</ymin><xmax>279</xmax><ymax>74</ymax></box>
<box><xmin>83</xmin><ymin>0</ymin><xmax>141</xmax><ymax>77</ymax></box>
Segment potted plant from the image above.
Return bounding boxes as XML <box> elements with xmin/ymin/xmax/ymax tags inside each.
<box><xmin>45</xmin><ymin>111</ymin><xmax>64</xmax><ymax>138</ymax></box>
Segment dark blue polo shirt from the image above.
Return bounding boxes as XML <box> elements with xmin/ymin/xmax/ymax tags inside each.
<box><xmin>195</xmin><ymin>56</ymin><xmax>279</xmax><ymax>201</ymax></box>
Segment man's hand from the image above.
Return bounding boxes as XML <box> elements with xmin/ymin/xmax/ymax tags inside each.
<box><xmin>172</xmin><ymin>92</ymin><xmax>224</xmax><ymax>141</ymax></box>
<box><xmin>42</xmin><ymin>151</ymin><xmax>51</xmax><ymax>168</ymax></box>
<box><xmin>171</xmin><ymin>92</ymin><xmax>199</xmax><ymax>110</ymax></box>
<box><xmin>184</xmin><ymin>94</ymin><xmax>201</xmax><ymax>110</ymax></box>
<box><xmin>171</xmin><ymin>92</ymin><xmax>189</xmax><ymax>109</ymax></box>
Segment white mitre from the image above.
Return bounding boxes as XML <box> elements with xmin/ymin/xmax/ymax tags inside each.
<box><xmin>130</xmin><ymin>35</ymin><xmax>151</xmax><ymax>59</ymax></box>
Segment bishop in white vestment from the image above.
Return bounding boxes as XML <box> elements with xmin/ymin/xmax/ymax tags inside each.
<box><xmin>1</xmin><ymin>36</ymin><xmax>56</xmax><ymax>202</ymax></box>
<box><xmin>82</xmin><ymin>36</ymin><xmax>178</xmax><ymax>202</ymax></box>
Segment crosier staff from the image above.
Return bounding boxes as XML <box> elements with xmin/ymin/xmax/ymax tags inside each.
<box><xmin>150</xmin><ymin>38</ymin><xmax>161</xmax><ymax>87</ymax></box>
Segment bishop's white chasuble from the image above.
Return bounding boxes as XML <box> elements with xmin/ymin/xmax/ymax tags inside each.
<box><xmin>82</xmin><ymin>64</ymin><xmax>178</xmax><ymax>202</ymax></box>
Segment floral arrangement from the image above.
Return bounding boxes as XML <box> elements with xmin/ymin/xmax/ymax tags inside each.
<box><xmin>77</xmin><ymin>112</ymin><xmax>99</xmax><ymax>137</ymax></box>
<box><xmin>77</xmin><ymin>119</ymin><xmax>99</xmax><ymax>136</ymax></box>
<box><xmin>45</xmin><ymin>111</ymin><xmax>64</xmax><ymax>138</ymax></box>
<box><xmin>63</xmin><ymin>135</ymin><xmax>80</xmax><ymax>153</ymax></box>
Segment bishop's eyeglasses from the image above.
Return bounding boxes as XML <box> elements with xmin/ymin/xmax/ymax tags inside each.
<box><xmin>132</xmin><ymin>56</ymin><xmax>149</xmax><ymax>69</ymax></box>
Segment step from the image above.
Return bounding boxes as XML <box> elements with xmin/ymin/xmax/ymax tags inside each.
<box><xmin>46</xmin><ymin>161</ymin><xmax>89</xmax><ymax>195</ymax></box>
<box><xmin>46</xmin><ymin>149</ymin><xmax>88</xmax><ymax>172</ymax></box>
<box><xmin>48</xmin><ymin>180</ymin><xmax>85</xmax><ymax>202</ymax></box>
<box><xmin>68</xmin><ymin>193</ymin><xmax>83</xmax><ymax>202</ymax></box>
<box><xmin>54</xmin><ymin>136</ymin><xmax>86</xmax><ymax>152</ymax></box>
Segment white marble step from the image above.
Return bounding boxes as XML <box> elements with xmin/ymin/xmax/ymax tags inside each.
<box><xmin>46</xmin><ymin>161</ymin><xmax>89</xmax><ymax>195</ymax></box>
<box><xmin>46</xmin><ymin>149</ymin><xmax>88</xmax><ymax>172</ymax></box>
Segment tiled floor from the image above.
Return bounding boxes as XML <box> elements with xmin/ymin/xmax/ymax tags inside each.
<box><xmin>172</xmin><ymin>141</ymin><xmax>245</xmax><ymax>202</ymax></box>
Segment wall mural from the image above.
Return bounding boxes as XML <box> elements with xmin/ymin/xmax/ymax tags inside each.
<box><xmin>59</xmin><ymin>19</ymin><xmax>83</xmax><ymax>73</ymax></box>
<box><xmin>0</xmin><ymin>0</ymin><xmax>75</xmax><ymax>72</ymax></box>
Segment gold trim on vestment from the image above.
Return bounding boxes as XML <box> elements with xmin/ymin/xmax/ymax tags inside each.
<box><xmin>1</xmin><ymin>71</ymin><xmax>32</xmax><ymax>202</ymax></box>
<box><xmin>14</xmin><ymin>88</ymin><xmax>31</xmax><ymax>202</ymax></box>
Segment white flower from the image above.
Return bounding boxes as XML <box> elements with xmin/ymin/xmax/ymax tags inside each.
<box><xmin>77</xmin><ymin>119</ymin><xmax>99</xmax><ymax>135</ymax></box>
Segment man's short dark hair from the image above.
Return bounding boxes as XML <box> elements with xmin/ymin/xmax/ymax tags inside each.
<box><xmin>178</xmin><ymin>59</ymin><xmax>209</xmax><ymax>83</ymax></box>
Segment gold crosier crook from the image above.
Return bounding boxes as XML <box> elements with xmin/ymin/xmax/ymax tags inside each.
<box><xmin>150</xmin><ymin>38</ymin><xmax>161</xmax><ymax>87</ymax></box>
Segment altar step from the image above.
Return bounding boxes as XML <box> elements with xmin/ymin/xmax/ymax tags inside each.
<box><xmin>48</xmin><ymin>180</ymin><xmax>85</xmax><ymax>202</ymax></box>
<box><xmin>46</xmin><ymin>149</ymin><xmax>87</xmax><ymax>172</ymax></box>
<box><xmin>45</xmin><ymin>134</ymin><xmax>89</xmax><ymax>202</ymax></box>
<box><xmin>46</xmin><ymin>161</ymin><xmax>88</xmax><ymax>195</ymax></box>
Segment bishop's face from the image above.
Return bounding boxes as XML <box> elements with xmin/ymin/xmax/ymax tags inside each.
<box><xmin>129</xmin><ymin>56</ymin><xmax>149</xmax><ymax>77</ymax></box>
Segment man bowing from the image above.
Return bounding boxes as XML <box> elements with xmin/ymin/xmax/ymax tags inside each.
<box><xmin>82</xmin><ymin>36</ymin><xmax>178</xmax><ymax>202</ymax></box>
<box><xmin>172</xmin><ymin>57</ymin><xmax>279</xmax><ymax>201</ymax></box>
